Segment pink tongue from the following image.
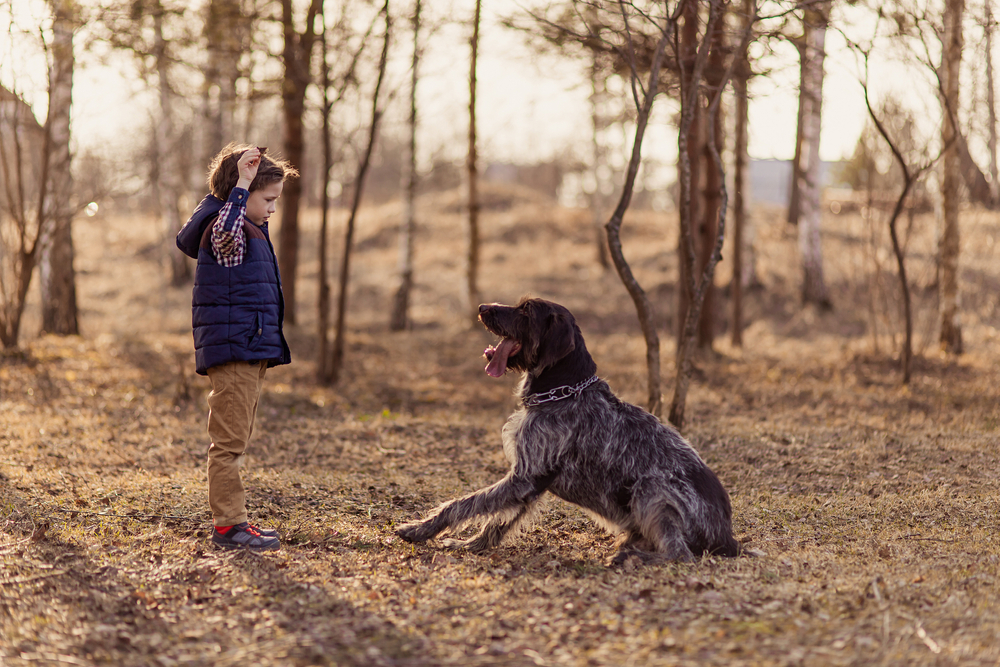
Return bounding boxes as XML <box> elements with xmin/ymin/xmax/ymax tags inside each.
<box><xmin>485</xmin><ymin>338</ymin><xmax>521</xmax><ymax>378</ymax></box>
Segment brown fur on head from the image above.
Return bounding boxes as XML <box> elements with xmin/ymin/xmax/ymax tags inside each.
<box><xmin>479</xmin><ymin>298</ymin><xmax>578</xmax><ymax>374</ymax></box>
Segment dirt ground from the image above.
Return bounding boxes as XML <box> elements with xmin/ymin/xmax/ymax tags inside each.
<box><xmin>2</xmin><ymin>184</ymin><xmax>1000</xmax><ymax>666</ymax></box>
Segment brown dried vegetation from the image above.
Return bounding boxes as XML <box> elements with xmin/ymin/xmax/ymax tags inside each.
<box><xmin>2</xmin><ymin>185</ymin><xmax>1000</xmax><ymax>665</ymax></box>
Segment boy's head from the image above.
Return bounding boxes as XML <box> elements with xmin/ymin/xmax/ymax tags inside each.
<box><xmin>207</xmin><ymin>142</ymin><xmax>298</xmax><ymax>200</ymax></box>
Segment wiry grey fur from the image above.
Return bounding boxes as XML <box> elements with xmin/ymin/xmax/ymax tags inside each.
<box><xmin>396</xmin><ymin>298</ymin><xmax>741</xmax><ymax>563</ymax></box>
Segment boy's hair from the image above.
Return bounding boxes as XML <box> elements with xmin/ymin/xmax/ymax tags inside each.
<box><xmin>207</xmin><ymin>142</ymin><xmax>299</xmax><ymax>200</ymax></box>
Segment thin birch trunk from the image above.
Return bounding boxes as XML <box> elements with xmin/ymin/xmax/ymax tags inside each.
<box><xmin>39</xmin><ymin>0</ymin><xmax>79</xmax><ymax>335</ymax></box>
<box><xmin>939</xmin><ymin>0</ymin><xmax>964</xmax><ymax>353</ymax></box>
<box><xmin>391</xmin><ymin>0</ymin><xmax>421</xmax><ymax>331</ymax></box>
<box><xmin>797</xmin><ymin>6</ymin><xmax>832</xmax><ymax>309</ymax></box>
<box><xmin>987</xmin><ymin>3</ymin><xmax>999</xmax><ymax>201</ymax></box>
<box><xmin>732</xmin><ymin>0</ymin><xmax>753</xmax><ymax>347</ymax></box>
<box><xmin>465</xmin><ymin>0</ymin><xmax>482</xmax><ymax>323</ymax></box>
<box><xmin>787</xmin><ymin>37</ymin><xmax>806</xmax><ymax>226</ymax></box>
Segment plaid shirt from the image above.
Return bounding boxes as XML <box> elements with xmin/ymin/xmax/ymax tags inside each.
<box><xmin>211</xmin><ymin>187</ymin><xmax>250</xmax><ymax>267</ymax></box>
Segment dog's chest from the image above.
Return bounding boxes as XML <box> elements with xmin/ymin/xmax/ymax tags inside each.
<box><xmin>500</xmin><ymin>411</ymin><xmax>527</xmax><ymax>464</ymax></box>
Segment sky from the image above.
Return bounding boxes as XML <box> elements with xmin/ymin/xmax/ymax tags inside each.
<box><xmin>0</xmin><ymin>0</ymin><xmax>901</xmax><ymax>182</ymax></box>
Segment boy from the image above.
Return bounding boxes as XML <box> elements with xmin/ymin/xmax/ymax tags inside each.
<box><xmin>176</xmin><ymin>143</ymin><xmax>298</xmax><ymax>551</ymax></box>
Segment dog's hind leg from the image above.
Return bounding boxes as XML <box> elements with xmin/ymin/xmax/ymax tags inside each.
<box><xmin>625</xmin><ymin>499</ymin><xmax>695</xmax><ymax>563</ymax></box>
<box><xmin>396</xmin><ymin>473</ymin><xmax>550</xmax><ymax>545</ymax></box>
<box><xmin>609</xmin><ymin>531</ymin><xmax>662</xmax><ymax>566</ymax></box>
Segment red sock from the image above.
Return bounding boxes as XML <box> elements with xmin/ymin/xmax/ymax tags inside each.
<box><xmin>215</xmin><ymin>525</ymin><xmax>234</xmax><ymax>535</ymax></box>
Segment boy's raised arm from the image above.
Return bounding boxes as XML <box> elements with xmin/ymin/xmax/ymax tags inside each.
<box><xmin>210</xmin><ymin>148</ymin><xmax>261</xmax><ymax>267</ymax></box>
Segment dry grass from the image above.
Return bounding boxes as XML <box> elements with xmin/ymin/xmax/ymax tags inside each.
<box><xmin>2</xmin><ymin>184</ymin><xmax>1000</xmax><ymax>666</ymax></box>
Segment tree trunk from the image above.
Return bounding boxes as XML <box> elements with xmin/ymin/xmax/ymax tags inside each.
<box><xmin>732</xmin><ymin>0</ymin><xmax>753</xmax><ymax>347</ymax></box>
<box><xmin>279</xmin><ymin>0</ymin><xmax>323</xmax><ymax>326</ymax></box>
<box><xmin>589</xmin><ymin>51</ymin><xmax>610</xmax><ymax>269</ymax></box>
<box><xmin>390</xmin><ymin>0</ymin><xmax>421</xmax><ymax>332</ymax></box>
<box><xmin>202</xmin><ymin>0</ymin><xmax>244</xmax><ymax>171</ymax></box>
<box><xmin>39</xmin><ymin>0</ymin><xmax>79</xmax><ymax>336</ymax></box>
<box><xmin>317</xmin><ymin>19</ymin><xmax>333</xmax><ymax>383</ymax></box>
<box><xmin>465</xmin><ymin>0</ymin><xmax>482</xmax><ymax>323</ymax></box>
<box><xmin>939</xmin><ymin>0</ymin><xmax>964</xmax><ymax>353</ymax></box>
<box><xmin>676</xmin><ymin>0</ymin><xmax>723</xmax><ymax>350</ymax></box>
<box><xmin>954</xmin><ymin>131</ymin><xmax>993</xmax><ymax>207</ymax></box>
<box><xmin>696</xmin><ymin>26</ymin><xmax>726</xmax><ymax>349</ymax></box>
<box><xmin>677</xmin><ymin>0</ymin><xmax>703</xmax><ymax>351</ymax></box>
<box><xmin>603</xmin><ymin>11</ymin><xmax>671</xmax><ymax>419</ymax></box>
<box><xmin>787</xmin><ymin>37</ymin><xmax>806</xmax><ymax>226</ymax></box>
<box><xmin>669</xmin><ymin>0</ymin><xmax>731</xmax><ymax>431</ymax></box>
<box><xmin>151</xmin><ymin>1</ymin><xmax>190</xmax><ymax>288</ymax></box>
<box><xmin>987</xmin><ymin>2</ymin><xmax>999</xmax><ymax>201</ymax></box>
<box><xmin>0</xmin><ymin>86</ymin><xmax>50</xmax><ymax>348</ymax></box>
<box><xmin>330</xmin><ymin>0</ymin><xmax>390</xmax><ymax>383</ymax></box>
<box><xmin>797</xmin><ymin>6</ymin><xmax>832</xmax><ymax>310</ymax></box>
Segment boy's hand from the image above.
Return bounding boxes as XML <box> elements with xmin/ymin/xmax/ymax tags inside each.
<box><xmin>235</xmin><ymin>147</ymin><xmax>261</xmax><ymax>191</ymax></box>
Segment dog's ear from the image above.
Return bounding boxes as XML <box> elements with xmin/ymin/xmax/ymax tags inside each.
<box><xmin>536</xmin><ymin>311</ymin><xmax>576</xmax><ymax>370</ymax></box>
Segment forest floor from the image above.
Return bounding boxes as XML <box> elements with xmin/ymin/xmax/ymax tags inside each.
<box><xmin>2</xmin><ymin>184</ymin><xmax>1000</xmax><ymax>666</ymax></box>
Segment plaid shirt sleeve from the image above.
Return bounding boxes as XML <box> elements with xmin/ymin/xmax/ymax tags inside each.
<box><xmin>211</xmin><ymin>187</ymin><xmax>250</xmax><ymax>267</ymax></box>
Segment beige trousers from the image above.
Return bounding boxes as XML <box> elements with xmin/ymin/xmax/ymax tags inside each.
<box><xmin>206</xmin><ymin>360</ymin><xmax>267</xmax><ymax>526</ymax></box>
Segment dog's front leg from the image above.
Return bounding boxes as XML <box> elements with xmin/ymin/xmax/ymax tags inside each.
<box><xmin>442</xmin><ymin>499</ymin><xmax>539</xmax><ymax>552</ymax></box>
<box><xmin>396</xmin><ymin>473</ymin><xmax>543</xmax><ymax>545</ymax></box>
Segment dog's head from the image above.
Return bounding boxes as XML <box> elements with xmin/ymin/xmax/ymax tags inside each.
<box><xmin>478</xmin><ymin>298</ymin><xmax>579</xmax><ymax>377</ymax></box>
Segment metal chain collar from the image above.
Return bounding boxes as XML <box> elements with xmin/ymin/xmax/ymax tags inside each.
<box><xmin>522</xmin><ymin>375</ymin><xmax>601</xmax><ymax>407</ymax></box>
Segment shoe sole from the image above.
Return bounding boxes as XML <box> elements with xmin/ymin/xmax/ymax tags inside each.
<box><xmin>211</xmin><ymin>538</ymin><xmax>281</xmax><ymax>552</ymax></box>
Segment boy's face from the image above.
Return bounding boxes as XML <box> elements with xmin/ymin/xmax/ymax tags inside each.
<box><xmin>246</xmin><ymin>181</ymin><xmax>283</xmax><ymax>226</ymax></box>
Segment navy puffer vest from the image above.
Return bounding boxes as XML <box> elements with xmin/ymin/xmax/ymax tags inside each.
<box><xmin>180</xmin><ymin>196</ymin><xmax>290</xmax><ymax>375</ymax></box>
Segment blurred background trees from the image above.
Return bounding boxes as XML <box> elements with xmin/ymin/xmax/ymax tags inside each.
<box><xmin>1</xmin><ymin>0</ymin><xmax>997</xmax><ymax>420</ymax></box>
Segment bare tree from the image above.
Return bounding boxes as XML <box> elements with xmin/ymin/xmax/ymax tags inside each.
<box><xmin>731</xmin><ymin>0</ymin><xmax>753</xmax><ymax>347</ymax></box>
<box><xmin>201</xmin><ymin>0</ymin><xmax>247</xmax><ymax>160</ymax></box>
<box><xmin>603</xmin><ymin>2</ymin><xmax>674</xmax><ymax>417</ymax></box>
<box><xmin>390</xmin><ymin>0</ymin><xmax>422</xmax><ymax>331</ymax></box>
<box><xmin>38</xmin><ymin>0</ymin><xmax>78</xmax><ymax>335</ymax></box>
<box><xmin>279</xmin><ymin>0</ymin><xmax>324</xmax><ymax>325</ymax></box>
<box><xmin>786</xmin><ymin>35</ymin><xmax>805</xmax><ymax>226</ymax></box>
<box><xmin>515</xmin><ymin>0</ymin><xmax>751</xmax><ymax>421</ymax></box>
<box><xmin>796</xmin><ymin>1</ymin><xmax>832</xmax><ymax>310</ymax></box>
<box><xmin>669</xmin><ymin>0</ymin><xmax>753</xmax><ymax>430</ymax></box>
<box><xmin>465</xmin><ymin>0</ymin><xmax>482</xmax><ymax>323</ymax></box>
<box><xmin>316</xmin><ymin>5</ymin><xmax>379</xmax><ymax>383</ymax></box>
<box><xmin>939</xmin><ymin>0</ymin><xmax>963</xmax><ymax>353</ymax></box>
<box><xmin>0</xmin><ymin>85</ymin><xmax>50</xmax><ymax>349</ymax></box>
<box><xmin>986</xmin><ymin>2</ymin><xmax>999</xmax><ymax>201</ymax></box>
<box><xmin>149</xmin><ymin>0</ymin><xmax>190</xmax><ymax>288</ymax></box>
<box><xmin>90</xmin><ymin>0</ymin><xmax>198</xmax><ymax>286</ymax></box>
<box><xmin>850</xmin><ymin>43</ymin><xmax>947</xmax><ymax>383</ymax></box>
<box><xmin>328</xmin><ymin>0</ymin><xmax>391</xmax><ymax>383</ymax></box>
<box><xmin>317</xmin><ymin>18</ymin><xmax>334</xmax><ymax>383</ymax></box>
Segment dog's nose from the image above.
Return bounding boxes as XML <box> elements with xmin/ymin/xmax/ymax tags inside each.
<box><xmin>478</xmin><ymin>304</ymin><xmax>491</xmax><ymax>315</ymax></box>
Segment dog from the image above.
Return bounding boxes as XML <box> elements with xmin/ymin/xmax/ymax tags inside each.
<box><xmin>396</xmin><ymin>297</ymin><xmax>741</xmax><ymax>563</ymax></box>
